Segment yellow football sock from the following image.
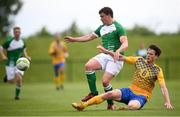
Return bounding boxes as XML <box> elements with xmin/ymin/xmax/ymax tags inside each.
<box><xmin>54</xmin><ymin>77</ymin><xmax>60</xmax><ymax>87</ymax></box>
<box><xmin>83</xmin><ymin>95</ymin><xmax>104</xmax><ymax>107</ymax></box>
<box><xmin>59</xmin><ymin>74</ymin><xmax>65</xmax><ymax>85</ymax></box>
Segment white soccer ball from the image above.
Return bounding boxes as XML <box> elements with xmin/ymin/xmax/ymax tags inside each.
<box><xmin>16</xmin><ymin>57</ymin><xmax>30</xmax><ymax>71</ymax></box>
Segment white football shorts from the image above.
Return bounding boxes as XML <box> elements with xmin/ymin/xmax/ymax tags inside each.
<box><xmin>5</xmin><ymin>66</ymin><xmax>24</xmax><ymax>80</ymax></box>
<box><xmin>93</xmin><ymin>53</ymin><xmax>124</xmax><ymax>76</ymax></box>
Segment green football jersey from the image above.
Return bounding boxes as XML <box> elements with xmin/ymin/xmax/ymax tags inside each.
<box><xmin>94</xmin><ymin>21</ymin><xmax>126</xmax><ymax>53</ymax></box>
<box><xmin>2</xmin><ymin>38</ymin><xmax>26</xmax><ymax>66</ymax></box>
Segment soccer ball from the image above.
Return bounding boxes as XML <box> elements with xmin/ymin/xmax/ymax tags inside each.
<box><xmin>16</xmin><ymin>57</ymin><xmax>30</xmax><ymax>71</ymax></box>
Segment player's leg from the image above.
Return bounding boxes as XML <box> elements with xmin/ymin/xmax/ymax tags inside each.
<box><xmin>81</xmin><ymin>57</ymin><xmax>102</xmax><ymax>101</ymax></box>
<box><xmin>15</xmin><ymin>73</ymin><xmax>22</xmax><ymax>100</ymax></box>
<box><xmin>119</xmin><ymin>88</ymin><xmax>147</xmax><ymax>110</ymax></box>
<box><xmin>3</xmin><ymin>74</ymin><xmax>7</xmax><ymax>83</ymax></box>
<box><xmin>72</xmin><ymin>89</ymin><xmax>121</xmax><ymax>111</ymax></box>
<box><xmin>58</xmin><ymin>62</ymin><xmax>65</xmax><ymax>90</ymax></box>
<box><xmin>6</xmin><ymin>66</ymin><xmax>15</xmax><ymax>83</ymax></box>
<box><xmin>53</xmin><ymin>64</ymin><xmax>61</xmax><ymax>90</ymax></box>
<box><xmin>14</xmin><ymin>68</ymin><xmax>24</xmax><ymax>100</ymax></box>
<box><xmin>127</xmin><ymin>95</ymin><xmax>147</xmax><ymax>110</ymax></box>
<box><xmin>103</xmin><ymin>60</ymin><xmax>124</xmax><ymax>110</ymax></box>
<box><xmin>102</xmin><ymin>72</ymin><xmax>115</xmax><ymax>110</ymax></box>
<box><xmin>128</xmin><ymin>100</ymin><xmax>141</xmax><ymax>110</ymax></box>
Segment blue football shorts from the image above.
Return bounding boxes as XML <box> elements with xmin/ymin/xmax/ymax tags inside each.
<box><xmin>53</xmin><ymin>62</ymin><xmax>65</xmax><ymax>77</ymax></box>
<box><xmin>119</xmin><ymin>88</ymin><xmax>147</xmax><ymax>109</ymax></box>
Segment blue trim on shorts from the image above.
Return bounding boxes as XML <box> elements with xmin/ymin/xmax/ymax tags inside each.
<box><xmin>119</xmin><ymin>88</ymin><xmax>147</xmax><ymax>108</ymax></box>
<box><xmin>53</xmin><ymin>62</ymin><xmax>65</xmax><ymax>77</ymax></box>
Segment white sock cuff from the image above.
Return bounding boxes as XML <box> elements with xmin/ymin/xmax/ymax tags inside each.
<box><xmin>16</xmin><ymin>85</ymin><xmax>21</xmax><ymax>89</ymax></box>
<box><xmin>104</xmin><ymin>84</ymin><xmax>112</xmax><ymax>91</ymax></box>
<box><xmin>85</xmin><ymin>71</ymin><xmax>95</xmax><ymax>75</ymax></box>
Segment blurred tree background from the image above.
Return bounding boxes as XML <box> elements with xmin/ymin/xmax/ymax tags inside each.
<box><xmin>0</xmin><ymin>0</ymin><xmax>23</xmax><ymax>37</ymax></box>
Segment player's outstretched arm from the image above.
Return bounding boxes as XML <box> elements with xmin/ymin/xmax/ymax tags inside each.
<box><xmin>23</xmin><ymin>48</ymin><xmax>31</xmax><ymax>62</ymax></box>
<box><xmin>160</xmin><ymin>84</ymin><xmax>174</xmax><ymax>109</ymax></box>
<box><xmin>64</xmin><ymin>33</ymin><xmax>97</xmax><ymax>42</ymax></box>
<box><xmin>0</xmin><ymin>46</ymin><xmax>7</xmax><ymax>60</ymax></box>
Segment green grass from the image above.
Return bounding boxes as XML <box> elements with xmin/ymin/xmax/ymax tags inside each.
<box><xmin>0</xmin><ymin>80</ymin><xmax>179</xmax><ymax>116</ymax></box>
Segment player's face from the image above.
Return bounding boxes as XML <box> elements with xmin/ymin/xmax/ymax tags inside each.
<box><xmin>100</xmin><ymin>13</ymin><xmax>110</xmax><ymax>25</ymax></box>
<box><xmin>13</xmin><ymin>29</ymin><xmax>21</xmax><ymax>39</ymax></box>
<box><xmin>146</xmin><ymin>48</ymin><xmax>157</xmax><ymax>63</ymax></box>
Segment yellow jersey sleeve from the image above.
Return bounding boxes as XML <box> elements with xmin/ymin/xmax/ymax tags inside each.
<box><xmin>157</xmin><ymin>67</ymin><xmax>165</xmax><ymax>86</ymax></box>
<box><xmin>125</xmin><ymin>56</ymin><xmax>139</xmax><ymax>64</ymax></box>
<box><xmin>48</xmin><ymin>42</ymin><xmax>55</xmax><ymax>55</ymax></box>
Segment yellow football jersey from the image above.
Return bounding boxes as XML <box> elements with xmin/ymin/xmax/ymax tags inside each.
<box><xmin>49</xmin><ymin>40</ymin><xmax>68</xmax><ymax>64</ymax></box>
<box><xmin>125</xmin><ymin>56</ymin><xmax>165</xmax><ymax>100</ymax></box>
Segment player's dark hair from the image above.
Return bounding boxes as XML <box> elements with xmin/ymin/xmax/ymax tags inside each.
<box><xmin>148</xmin><ymin>44</ymin><xmax>162</xmax><ymax>57</ymax></box>
<box><xmin>99</xmin><ymin>7</ymin><xmax>113</xmax><ymax>18</ymax></box>
<box><xmin>13</xmin><ymin>26</ymin><xmax>21</xmax><ymax>31</ymax></box>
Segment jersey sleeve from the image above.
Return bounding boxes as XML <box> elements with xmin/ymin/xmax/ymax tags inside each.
<box><xmin>48</xmin><ymin>42</ymin><xmax>55</xmax><ymax>54</ymax></box>
<box><xmin>157</xmin><ymin>67</ymin><xmax>166</xmax><ymax>86</ymax></box>
<box><xmin>93</xmin><ymin>25</ymin><xmax>102</xmax><ymax>37</ymax></box>
<box><xmin>2</xmin><ymin>38</ymin><xmax>13</xmax><ymax>49</ymax></box>
<box><xmin>117</xmin><ymin>25</ymin><xmax>126</xmax><ymax>37</ymax></box>
<box><xmin>125</xmin><ymin>56</ymin><xmax>139</xmax><ymax>64</ymax></box>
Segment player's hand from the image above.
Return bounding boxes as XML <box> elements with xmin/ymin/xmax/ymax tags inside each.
<box><xmin>164</xmin><ymin>102</ymin><xmax>174</xmax><ymax>110</ymax></box>
<box><xmin>64</xmin><ymin>36</ymin><xmax>76</xmax><ymax>42</ymax></box>
<box><xmin>113</xmin><ymin>51</ymin><xmax>120</xmax><ymax>62</ymax></box>
<box><xmin>96</xmin><ymin>45</ymin><xmax>114</xmax><ymax>57</ymax></box>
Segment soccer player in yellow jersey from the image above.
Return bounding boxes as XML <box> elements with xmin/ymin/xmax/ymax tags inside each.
<box><xmin>49</xmin><ymin>33</ymin><xmax>68</xmax><ymax>90</ymax></box>
<box><xmin>72</xmin><ymin>44</ymin><xmax>174</xmax><ymax>110</ymax></box>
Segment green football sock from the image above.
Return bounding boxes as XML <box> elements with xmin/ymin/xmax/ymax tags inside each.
<box><xmin>15</xmin><ymin>85</ymin><xmax>21</xmax><ymax>97</ymax></box>
<box><xmin>104</xmin><ymin>84</ymin><xmax>113</xmax><ymax>105</ymax></box>
<box><xmin>86</xmin><ymin>71</ymin><xmax>98</xmax><ymax>95</ymax></box>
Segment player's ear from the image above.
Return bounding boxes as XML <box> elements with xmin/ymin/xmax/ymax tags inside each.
<box><xmin>154</xmin><ymin>55</ymin><xmax>158</xmax><ymax>60</ymax></box>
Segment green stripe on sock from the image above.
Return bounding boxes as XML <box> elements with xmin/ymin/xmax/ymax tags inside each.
<box><xmin>104</xmin><ymin>85</ymin><xmax>113</xmax><ymax>105</ymax></box>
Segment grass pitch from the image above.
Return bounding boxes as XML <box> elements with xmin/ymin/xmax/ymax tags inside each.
<box><xmin>0</xmin><ymin>80</ymin><xmax>179</xmax><ymax>116</ymax></box>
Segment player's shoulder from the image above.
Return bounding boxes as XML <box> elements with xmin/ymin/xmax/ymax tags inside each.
<box><xmin>3</xmin><ymin>37</ymin><xmax>13</xmax><ymax>45</ymax></box>
<box><xmin>20</xmin><ymin>37</ymin><xmax>26</xmax><ymax>43</ymax></box>
<box><xmin>51</xmin><ymin>41</ymin><xmax>56</xmax><ymax>45</ymax></box>
<box><xmin>97</xmin><ymin>24</ymin><xmax>105</xmax><ymax>29</ymax></box>
<box><xmin>113</xmin><ymin>21</ymin><xmax>123</xmax><ymax>28</ymax></box>
<box><xmin>154</xmin><ymin>63</ymin><xmax>162</xmax><ymax>70</ymax></box>
<box><xmin>60</xmin><ymin>41</ymin><xmax>67</xmax><ymax>46</ymax></box>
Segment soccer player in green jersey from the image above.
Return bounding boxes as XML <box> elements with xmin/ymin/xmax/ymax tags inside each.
<box><xmin>0</xmin><ymin>26</ymin><xmax>31</xmax><ymax>100</ymax></box>
<box><xmin>65</xmin><ymin>7</ymin><xmax>128</xmax><ymax>110</ymax></box>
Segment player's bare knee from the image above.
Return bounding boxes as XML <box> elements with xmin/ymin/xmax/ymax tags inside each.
<box><xmin>85</xmin><ymin>63</ymin><xmax>92</xmax><ymax>71</ymax></box>
<box><xmin>128</xmin><ymin>104</ymin><xmax>139</xmax><ymax>110</ymax></box>
<box><xmin>102</xmin><ymin>80</ymin><xmax>109</xmax><ymax>87</ymax></box>
<box><xmin>128</xmin><ymin>100</ymin><xmax>141</xmax><ymax>110</ymax></box>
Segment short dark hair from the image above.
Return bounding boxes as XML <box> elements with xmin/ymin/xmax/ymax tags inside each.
<box><xmin>13</xmin><ymin>26</ymin><xmax>21</xmax><ymax>31</ymax></box>
<box><xmin>148</xmin><ymin>44</ymin><xmax>162</xmax><ymax>57</ymax></box>
<box><xmin>99</xmin><ymin>7</ymin><xmax>113</xmax><ymax>18</ymax></box>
